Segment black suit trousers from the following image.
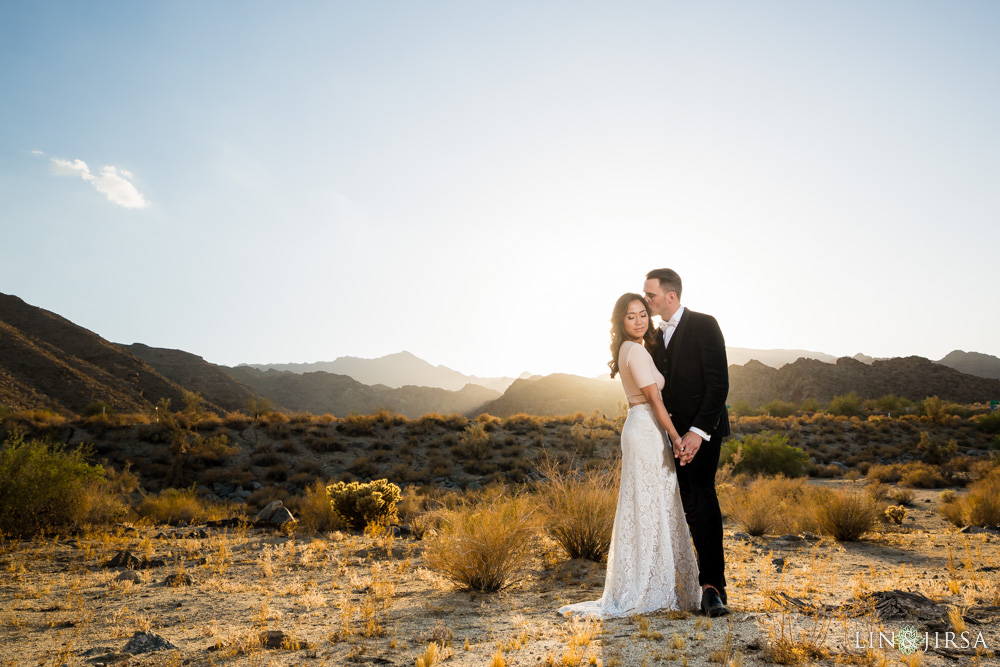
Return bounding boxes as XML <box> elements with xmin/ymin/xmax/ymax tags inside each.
<box><xmin>675</xmin><ymin>436</ymin><xmax>726</xmax><ymax>591</ymax></box>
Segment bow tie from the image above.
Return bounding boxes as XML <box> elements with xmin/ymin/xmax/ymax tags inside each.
<box><xmin>659</xmin><ymin>320</ymin><xmax>676</xmax><ymax>332</ymax></box>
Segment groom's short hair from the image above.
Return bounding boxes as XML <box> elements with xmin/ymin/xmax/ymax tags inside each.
<box><xmin>646</xmin><ymin>268</ymin><xmax>682</xmax><ymax>300</ymax></box>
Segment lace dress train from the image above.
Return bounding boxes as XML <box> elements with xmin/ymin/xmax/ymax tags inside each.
<box><xmin>558</xmin><ymin>404</ymin><xmax>701</xmax><ymax>619</ymax></box>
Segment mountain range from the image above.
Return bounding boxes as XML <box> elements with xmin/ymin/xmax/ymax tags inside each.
<box><xmin>3</xmin><ymin>291</ymin><xmax>1000</xmax><ymax>419</ymax></box>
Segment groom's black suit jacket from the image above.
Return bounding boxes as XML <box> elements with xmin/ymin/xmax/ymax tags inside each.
<box><xmin>650</xmin><ymin>308</ymin><xmax>730</xmax><ymax>440</ymax></box>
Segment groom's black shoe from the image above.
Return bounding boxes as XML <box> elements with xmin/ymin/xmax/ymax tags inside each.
<box><xmin>719</xmin><ymin>588</ymin><xmax>727</xmax><ymax>606</ymax></box>
<box><xmin>701</xmin><ymin>588</ymin><xmax>730</xmax><ymax>618</ymax></box>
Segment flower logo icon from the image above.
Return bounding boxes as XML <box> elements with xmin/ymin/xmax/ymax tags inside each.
<box><xmin>896</xmin><ymin>625</ymin><xmax>922</xmax><ymax>654</ymax></box>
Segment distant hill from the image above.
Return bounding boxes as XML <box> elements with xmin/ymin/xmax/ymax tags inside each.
<box><xmin>936</xmin><ymin>350</ymin><xmax>1000</xmax><ymax>380</ymax></box>
<box><xmin>0</xmin><ymin>292</ymin><xmax>194</xmax><ymax>414</ymax></box>
<box><xmin>728</xmin><ymin>355</ymin><xmax>1000</xmax><ymax>406</ymax></box>
<box><xmin>476</xmin><ymin>374</ymin><xmax>622</xmax><ymax>418</ymax></box>
<box><xmin>725</xmin><ymin>347</ymin><xmax>837</xmax><ymax>368</ymax></box>
<box><xmin>226</xmin><ymin>366</ymin><xmax>501</xmax><ymax>418</ymax></box>
<box><xmin>124</xmin><ymin>344</ymin><xmax>262</xmax><ymax>413</ymax></box>
<box><xmin>241</xmin><ymin>351</ymin><xmax>517</xmax><ymax>393</ymax></box>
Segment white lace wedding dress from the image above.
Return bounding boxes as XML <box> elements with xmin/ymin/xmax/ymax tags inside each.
<box><xmin>558</xmin><ymin>342</ymin><xmax>701</xmax><ymax>619</ymax></box>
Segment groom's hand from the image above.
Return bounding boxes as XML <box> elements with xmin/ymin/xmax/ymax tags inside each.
<box><xmin>678</xmin><ymin>431</ymin><xmax>703</xmax><ymax>466</ymax></box>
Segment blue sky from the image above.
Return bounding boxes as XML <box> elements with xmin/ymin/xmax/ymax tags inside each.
<box><xmin>2</xmin><ymin>2</ymin><xmax>999</xmax><ymax>378</ymax></box>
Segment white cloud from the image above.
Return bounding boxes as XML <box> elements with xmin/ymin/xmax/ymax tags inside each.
<box><xmin>50</xmin><ymin>157</ymin><xmax>149</xmax><ymax>209</ymax></box>
<box><xmin>31</xmin><ymin>150</ymin><xmax>44</xmax><ymax>156</ymax></box>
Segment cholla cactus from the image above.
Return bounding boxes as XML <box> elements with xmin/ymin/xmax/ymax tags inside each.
<box><xmin>327</xmin><ymin>479</ymin><xmax>401</xmax><ymax>529</ymax></box>
<box><xmin>885</xmin><ymin>504</ymin><xmax>908</xmax><ymax>525</ymax></box>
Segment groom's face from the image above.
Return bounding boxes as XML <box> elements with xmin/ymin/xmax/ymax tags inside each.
<box><xmin>643</xmin><ymin>279</ymin><xmax>677</xmax><ymax>319</ymax></box>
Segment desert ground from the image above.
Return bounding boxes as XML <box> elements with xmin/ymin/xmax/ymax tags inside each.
<box><xmin>2</xmin><ymin>480</ymin><xmax>998</xmax><ymax>667</ymax></box>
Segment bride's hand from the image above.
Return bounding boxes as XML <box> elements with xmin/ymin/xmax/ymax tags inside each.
<box><xmin>670</xmin><ymin>434</ymin><xmax>683</xmax><ymax>458</ymax></box>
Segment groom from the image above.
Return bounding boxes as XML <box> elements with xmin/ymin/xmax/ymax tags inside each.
<box><xmin>644</xmin><ymin>268</ymin><xmax>731</xmax><ymax>617</ymax></box>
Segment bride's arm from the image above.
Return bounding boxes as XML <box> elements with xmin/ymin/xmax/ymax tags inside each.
<box><xmin>639</xmin><ymin>384</ymin><xmax>682</xmax><ymax>452</ymax></box>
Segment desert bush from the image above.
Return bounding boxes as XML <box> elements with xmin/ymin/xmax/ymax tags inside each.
<box><xmin>899</xmin><ymin>462</ymin><xmax>948</xmax><ymax>489</ymax></box>
<box><xmin>0</xmin><ymin>431</ymin><xmax>125</xmax><ymax>535</ymax></box>
<box><xmin>460</xmin><ymin>422</ymin><xmax>491</xmax><ymax>462</ymax></box>
<box><xmin>965</xmin><ymin>471</ymin><xmax>1000</xmax><ymax>527</ymax></box>
<box><xmin>916</xmin><ymin>432</ymin><xmax>958</xmax><ymax>465</ymax></box>
<box><xmin>339</xmin><ymin>414</ymin><xmax>379</xmax><ymax>437</ymax></box>
<box><xmin>729</xmin><ymin>401</ymin><xmax>759</xmax><ymax>417</ymax></box>
<box><xmin>760</xmin><ymin>400</ymin><xmax>798</xmax><ymax>418</ymax></box>
<box><xmin>866</xmin><ymin>394</ymin><xmax>913</xmax><ymax>416</ymax></box>
<box><xmin>294</xmin><ymin>480</ymin><xmax>345</xmax><ymax>533</ymax></box>
<box><xmin>348</xmin><ymin>456</ymin><xmax>379</xmax><ymax>479</ymax></box>
<box><xmin>720</xmin><ymin>432</ymin><xmax>808</xmax><ymax>477</ymax></box>
<box><xmin>504</xmin><ymin>414</ymin><xmax>545</xmax><ymax>434</ymax></box>
<box><xmin>940</xmin><ymin>499</ymin><xmax>965</xmax><ymax>527</ymax></box>
<box><xmin>423</xmin><ymin>492</ymin><xmax>538</xmax><ymax>591</ymax></box>
<box><xmin>720</xmin><ymin>475</ymin><xmax>815</xmax><ymax>536</ymax></box>
<box><xmin>827</xmin><ymin>392</ymin><xmax>864</xmax><ymax>418</ymax></box>
<box><xmin>137</xmin><ymin>487</ymin><xmax>215</xmax><ymax>525</ymax></box>
<box><xmin>974</xmin><ymin>411</ymin><xmax>1000</xmax><ymax>435</ymax></box>
<box><xmin>537</xmin><ymin>459</ymin><xmax>617</xmax><ymax>561</ymax></box>
<box><xmin>921</xmin><ymin>396</ymin><xmax>946</xmax><ymax>421</ymax></box>
<box><xmin>887</xmin><ymin>487</ymin><xmax>915</xmax><ymax>506</ymax></box>
<box><xmin>327</xmin><ymin>479</ymin><xmax>401</xmax><ymax>529</ymax></box>
<box><xmin>866</xmin><ymin>463</ymin><xmax>903</xmax><ymax>484</ymax></box>
<box><xmin>814</xmin><ymin>488</ymin><xmax>882</xmax><ymax>541</ymax></box>
<box><xmin>799</xmin><ymin>398</ymin><xmax>822</xmax><ymax>413</ymax></box>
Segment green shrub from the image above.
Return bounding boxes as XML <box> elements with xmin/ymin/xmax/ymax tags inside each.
<box><xmin>327</xmin><ymin>479</ymin><xmax>401</xmax><ymax>529</ymax></box>
<box><xmin>729</xmin><ymin>401</ymin><xmax>759</xmax><ymax>417</ymax></box>
<box><xmin>974</xmin><ymin>411</ymin><xmax>1000</xmax><ymax>435</ymax></box>
<box><xmin>867</xmin><ymin>394</ymin><xmax>913</xmax><ymax>415</ymax></box>
<box><xmin>827</xmin><ymin>392</ymin><xmax>864</xmax><ymax>418</ymax></box>
<box><xmin>916</xmin><ymin>432</ymin><xmax>957</xmax><ymax>465</ymax></box>
<box><xmin>460</xmin><ymin>422</ymin><xmax>491</xmax><ymax>462</ymax></box>
<box><xmin>423</xmin><ymin>492</ymin><xmax>537</xmax><ymax>591</ymax></box>
<box><xmin>799</xmin><ymin>398</ymin><xmax>822</xmax><ymax>413</ymax></box>
<box><xmin>720</xmin><ymin>432</ymin><xmax>809</xmax><ymax>477</ymax></box>
<box><xmin>0</xmin><ymin>431</ymin><xmax>125</xmax><ymax>535</ymax></box>
<box><xmin>760</xmin><ymin>400</ymin><xmax>798</xmax><ymax>418</ymax></box>
<box><xmin>537</xmin><ymin>460</ymin><xmax>617</xmax><ymax>561</ymax></box>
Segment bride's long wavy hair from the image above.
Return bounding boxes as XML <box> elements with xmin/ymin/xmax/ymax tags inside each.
<box><xmin>608</xmin><ymin>293</ymin><xmax>655</xmax><ymax>379</ymax></box>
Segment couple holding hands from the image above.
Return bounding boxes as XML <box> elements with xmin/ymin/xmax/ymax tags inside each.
<box><xmin>559</xmin><ymin>268</ymin><xmax>731</xmax><ymax>620</ymax></box>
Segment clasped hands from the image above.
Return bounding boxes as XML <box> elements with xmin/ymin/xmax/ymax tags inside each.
<box><xmin>670</xmin><ymin>431</ymin><xmax>702</xmax><ymax>466</ymax></box>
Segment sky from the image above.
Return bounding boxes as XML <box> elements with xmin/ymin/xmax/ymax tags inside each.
<box><xmin>2</xmin><ymin>2</ymin><xmax>999</xmax><ymax>379</ymax></box>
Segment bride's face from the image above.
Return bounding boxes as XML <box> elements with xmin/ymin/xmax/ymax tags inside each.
<box><xmin>623</xmin><ymin>300</ymin><xmax>649</xmax><ymax>341</ymax></box>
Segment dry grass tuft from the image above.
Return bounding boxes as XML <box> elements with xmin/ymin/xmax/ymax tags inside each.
<box><xmin>423</xmin><ymin>491</ymin><xmax>538</xmax><ymax>592</ymax></box>
<box><xmin>537</xmin><ymin>458</ymin><xmax>617</xmax><ymax>561</ymax></box>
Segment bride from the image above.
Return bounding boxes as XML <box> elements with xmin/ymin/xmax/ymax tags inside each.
<box><xmin>558</xmin><ymin>293</ymin><xmax>701</xmax><ymax>619</ymax></box>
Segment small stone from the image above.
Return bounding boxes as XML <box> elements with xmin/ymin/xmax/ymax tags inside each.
<box><xmin>104</xmin><ymin>550</ymin><xmax>142</xmax><ymax>569</ymax></box>
<box><xmin>115</xmin><ymin>571</ymin><xmax>142</xmax><ymax>583</ymax></box>
<box><xmin>124</xmin><ymin>630</ymin><xmax>176</xmax><ymax>654</ymax></box>
<box><xmin>271</xmin><ymin>507</ymin><xmax>296</xmax><ymax>526</ymax></box>
<box><xmin>731</xmin><ymin>532</ymin><xmax>753</xmax><ymax>541</ymax></box>
<box><xmin>256</xmin><ymin>500</ymin><xmax>283</xmax><ymax>522</ymax></box>
<box><xmin>164</xmin><ymin>572</ymin><xmax>195</xmax><ymax>587</ymax></box>
<box><xmin>801</xmin><ymin>531</ymin><xmax>821</xmax><ymax>541</ymax></box>
<box><xmin>778</xmin><ymin>534</ymin><xmax>803</xmax><ymax>541</ymax></box>
<box><xmin>772</xmin><ymin>557</ymin><xmax>787</xmax><ymax>570</ymax></box>
<box><xmin>176</xmin><ymin>520</ymin><xmax>188</xmax><ymax>528</ymax></box>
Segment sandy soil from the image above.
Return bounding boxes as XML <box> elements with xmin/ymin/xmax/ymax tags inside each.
<box><xmin>1</xmin><ymin>482</ymin><xmax>999</xmax><ymax>667</ymax></box>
